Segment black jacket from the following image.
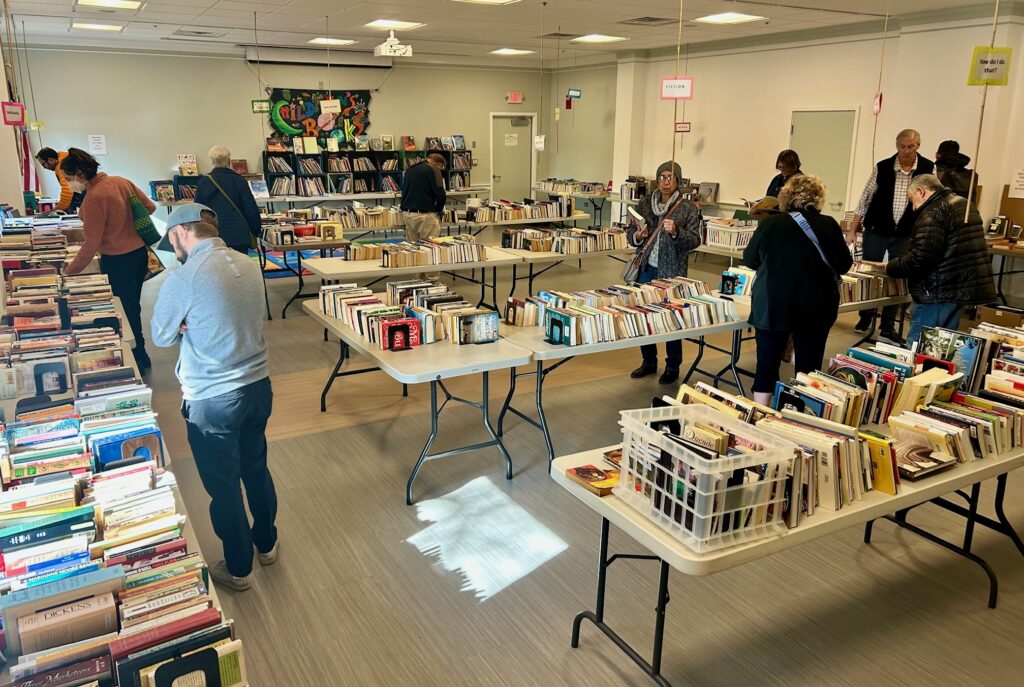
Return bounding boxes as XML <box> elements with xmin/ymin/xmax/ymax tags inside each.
<box><xmin>194</xmin><ymin>167</ymin><xmax>262</xmax><ymax>248</ymax></box>
<box><xmin>743</xmin><ymin>208</ymin><xmax>854</xmax><ymax>332</ymax></box>
<box><xmin>765</xmin><ymin>170</ymin><xmax>802</xmax><ymax>199</ymax></box>
<box><xmin>625</xmin><ymin>193</ymin><xmax>703</xmax><ymax>279</ymax></box>
<box><xmin>886</xmin><ymin>188</ymin><xmax>995</xmax><ymax>306</ymax></box>
<box><xmin>936</xmin><ymin>152</ymin><xmax>979</xmax><ymax>201</ymax></box>
<box><xmin>401</xmin><ymin>161</ymin><xmax>446</xmax><ymax>214</ymax></box>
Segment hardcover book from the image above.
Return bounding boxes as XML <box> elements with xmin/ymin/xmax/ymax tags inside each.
<box><xmin>565</xmin><ymin>465</ymin><xmax>619</xmax><ymax>496</ymax></box>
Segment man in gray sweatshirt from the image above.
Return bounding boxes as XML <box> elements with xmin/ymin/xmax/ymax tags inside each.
<box><xmin>152</xmin><ymin>203</ymin><xmax>278</xmax><ymax>592</ymax></box>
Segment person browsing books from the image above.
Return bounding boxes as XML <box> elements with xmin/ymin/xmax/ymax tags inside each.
<box><xmin>60</xmin><ymin>147</ymin><xmax>155</xmax><ymax>370</ymax></box>
<box><xmin>765</xmin><ymin>149</ymin><xmax>803</xmax><ymax>199</ymax></box>
<box><xmin>846</xmin><ymin>129</ymin><xmax>934</xmax><ymax>345</ymax></box>
<box><xmin>194</xmin><ymin>145</ymin><xmax>262</xmax><ymax>255</ymax></box>
<box><xmin>401</xmin><ymin>153</ymin><xmax>447</xmax><ymax>240</ymax></box>
<box><xmin>626</xmin><ymin>160</ymin><xmax>703</xmax><ymax>385</ymax></box>
<box><xmin>934</xmin><ymin>140</ymin><xmax>979</xmax><ymax>202</ymax></box>
<box><xmin>151</xmin><ymin>203</ymin><xmax>278</xmax><ymax>592</ymax></box>
<box><xmin>744</xmin><ymin>175</ymin><xmax>854</xmax><ymax>407</ymax></box>
<box><xmin>35</xmin><ymin>147</ymin><xmax>84</xmax><ymax>213</ymax></box>
<box><xmin>885</xmin><ymin>174</ymin><xmax>995</xmax><ymax>345</ymax></box>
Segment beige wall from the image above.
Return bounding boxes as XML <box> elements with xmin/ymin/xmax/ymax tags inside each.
<box><xmin>635</xmin><ymin>17</ymin><xmax>1024</xmax><ymax>220</ymax></box>
<box><xmin>0</xmin><ymin>75</ymin><xmax>25</xmax><ymax>213</ymax></box>
<box><xmin>539</xmin><ymin>64</ymin><xmax>617</xmax><ymax>184</ymax></box>
<box><xmin>25</xmin><ymin>49</ymin><xmax>549</xmax><ymax>199</ymax></box>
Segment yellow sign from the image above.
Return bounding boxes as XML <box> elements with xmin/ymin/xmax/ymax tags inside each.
<box><xmin>967</xmin><ymin>45</ymin><xmax>1012</xmax><ymax>86</ymax></box>
<box><xmin>29</xmin><ymin>120</ymin><xmax>44</xmax><ymax>131</ymax></box>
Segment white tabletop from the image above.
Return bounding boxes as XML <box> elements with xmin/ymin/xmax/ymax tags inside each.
<box><xmin>112</xmin><ymin>296</ymin><xmax>135</xmax><ymax>348</ymax></box>
<box><xmin>457</xmin><ymin>212</ymin><xmax>590</xmax><ymax>229</ymax></box>
<box><xmin>302</xmin><ymin>247</ymin><xmax>522</xmax><ymax>281</ymax></box>
<box><xmin>552</xmin><ymin>444</ymin><xmax>1024</xmax><ymax>577</ymax></box>
<box><xmin>500</xmin><ymin>315</ymin><xmax>748</xmax><ymax>361</ymax></box>
<box><xmin>497</xmin><ymin>246</ymin><xmax>633</xmax><ymax>264</ymax></box>
<box><xmin>989</xmin><ymin>244</ymin><xmax>1024</xmax><ymax>259</ymax></box>
<box><xmin>724</xmin><ymin>293</ymin><xmax>911</xmax><ymax>316</ymax></box>
<box><xmin>695</xmin><ymin>244</ymin><xmax>745</xmax><ymax>259</ymax></box>
<box><xmin>302</xmin><ymin>300</ymin><xmax>532</xmax><ymax>384</ymax></box>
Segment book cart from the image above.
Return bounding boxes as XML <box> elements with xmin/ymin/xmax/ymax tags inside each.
<box><xmin>302</xmin><ymin>299</ymin><xmax>531</xmax><ymax>505</ymax></box>
<box><xmin>553</xmin><ymin>436</ymin><xmax>1024</xmax><ymax>686</ymax></box>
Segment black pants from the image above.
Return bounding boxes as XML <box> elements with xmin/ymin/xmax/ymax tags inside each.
<box><xmin>859</xmin><ymin>232</ymin><xmax>909</xmax><ymax>331</ymax></box>
<box><xmin>753</xmin><ymin>326</ymin><xmax>832</xmax><ymax>394</ymax></box>
<box><xmin>100</xmin><ymin>246</ymin><xmax>148</xmax><ymax>353</ymax></box>
<box><xmin>182</xmin><ymin>377</ymin><xmax>277</xmax><ymax>577</ymax></box>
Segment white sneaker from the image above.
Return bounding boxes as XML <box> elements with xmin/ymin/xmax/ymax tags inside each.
<box><xmin>258</xmin><ymin>540</ymin><xmax>279</xmax><ymax>567</ymax></box>
<box><xmin>210</xmin><ymin>560</ymin><xmax>252</xmax><ymax>591</ymax></box>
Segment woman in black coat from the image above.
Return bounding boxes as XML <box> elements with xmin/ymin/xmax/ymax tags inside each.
<box><xmin>194</xmin><ymin>145</ymin><xmax>263</xmax><ymax>254</ymax></box>
<box><xmin>743</xmin><ymin>174</ymin><xmax>853</xmax><ymax>406</ymax></box>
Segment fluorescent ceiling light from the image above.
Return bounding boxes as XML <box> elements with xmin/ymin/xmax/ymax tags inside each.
<box><xmin>364</xmin><ymin>19</ymin><xmax>424</xmax><ymax>30</ymax></box>
<box><xmin>571</xmin><ymin>34</ymin><xmax>628</xmax><ymax>43</ymax></box>
<box><xmin>75</xmin><ymin>0</ymin><xmax>143</xmax><ymax>8</ymax></box>
<box><xmin>451</xmin><ymin>0</ymin><xmax>522</xmax><ymax>4</ymax></box>
<box><xmin>693</xmin><ymin>12</ymin><xmax>766</xmax><ymax>24</ymax></box>
<box><xmin>70</xmin><ymin>21</ymin><xmax>125</xmax><ymax>31</ymax></box>
<box><xmin>491</xmin><ymin>48</ymin><xmax>534</xmax><ymax>55</ymax></box>
<box><xmin>308</xmin><ymin>37</ymin><xmax>356</xmax><ymax>46</ymax></box>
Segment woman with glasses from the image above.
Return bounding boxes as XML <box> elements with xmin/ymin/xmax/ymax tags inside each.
<box><xmin>625</xmin><ymin>160</ymin><xmax>703</xmax><ymax>385</ymax></box>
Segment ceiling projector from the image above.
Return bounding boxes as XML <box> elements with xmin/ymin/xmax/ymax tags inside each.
<box><xmin>374</xmin><ymin>31</ymin><xmax>413</xmax><ymax>57</ymax></box>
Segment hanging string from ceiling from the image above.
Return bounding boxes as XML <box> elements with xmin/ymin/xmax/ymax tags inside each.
<box><xmin>869</xmin><ymin>2</ymin><xmax>891</xmax><ymax>162</ymax></box>
<box><xmin>670</xmin><ymin>0</ymin><xmax>684</xmax><ymax>168</ymax></box>
<box><xmin>20</xmin><ymin>20</ymin><xmax>40</xmax><ymax>148</ymax></box>
<box><xmin>325</xmin><ymin>15</ymin><xmax>331</xmax><ymax>94</ymax></box>
<box><xmin>253</xmin><ymin>11</ymin><xmax>267</xmax><ymax>141</ymax></box>
<box><xmin>965</xmin><ymin>0</ymin><xmax>1001</xmax><ymax>221</ymax></box>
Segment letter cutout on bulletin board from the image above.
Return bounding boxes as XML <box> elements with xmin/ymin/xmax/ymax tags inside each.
<box><xmin>268</xmin><ymin>87</ymin><xmax>371</xmax><ymax>149</ymax></box>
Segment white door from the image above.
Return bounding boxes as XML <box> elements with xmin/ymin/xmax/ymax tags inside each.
<box><xmin>492</xmin><ymin>116</ymin><xmax>532</xmax><ymax>201</ymax></box>
<box><xmin>790</xmin><ymin>110</ymin><xmax>857</xmax><ymax>220</ymax></box>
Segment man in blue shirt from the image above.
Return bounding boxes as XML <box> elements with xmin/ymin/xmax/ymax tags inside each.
<box><xmin>152</xmin><ymin>203</ymin><xmax>278</xmax><ymax>592</ymax></box>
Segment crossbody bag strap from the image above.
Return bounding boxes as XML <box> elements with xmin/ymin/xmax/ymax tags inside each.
<box><xmin>206</xmin><ymin>174</ymin><xmax>246</xmax><ymax>222</ymax></box>
<box><xmin>789</xmin><ymin>211</ymin><xmax>831</xmax><ymax>268</ymax></box>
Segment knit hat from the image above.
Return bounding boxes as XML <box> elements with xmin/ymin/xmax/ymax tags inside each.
<box><xmin>936</xmin><ymin>140</ymin><xmax>960</xmax><ymax>156</ymax></box>
<box><xmin>656</xmin><ymin>160</ymin><xmax>683</xmax><ymax>184</ymax></box>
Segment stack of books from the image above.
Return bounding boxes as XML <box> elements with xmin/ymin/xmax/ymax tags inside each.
<box><xmin>380</xmin><ymin>236</ymin><xmax>485</xmax><ymax>267</ymax></box>
<box><xmin>839</xmin><ymin>261</ymin><xmax>909</xmax><ymax>303</ymax></box>
<box><xmin>719</xmin><ymin>266</ymin><xmax>757</xmax><ymax>296</ymax></box>
<box><xmin>536</xmin><ymin>179</ymin><xmax>608</xmax><ymax>195</ymax></box>
<box><xmin>500</xmin><ymin>228</ymin><xmax>555</xmax><ymax>252</ymax></box>
<box><xmin>470</xmin><ymin>197</ymin><xmax>574</xmax><ymax>223</ymax></box>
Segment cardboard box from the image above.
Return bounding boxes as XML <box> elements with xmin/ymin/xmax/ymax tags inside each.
<box><xmin>977</xmin><ymin>304</ymin><xmax>1024</xmax><ymax>328</ymax></box>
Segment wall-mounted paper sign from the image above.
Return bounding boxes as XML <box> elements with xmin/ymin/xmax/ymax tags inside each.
<box><xmin>504</xmin><ymin>133</ymin><xmax>519</xmax><ymax>147</ymax></box>
<box><xmin>87</xmin><ymin>134</ymin><xmax>107</xmax><ymax>156</ymax></box>
<box><xmin>1</xmin><ymin>102</ymin><xmax>25</xmax><ymax>126</ymax></box>
<box><xmin>967</xmin><ymin>46</ymin><xmax>1012</xmax><ymax>86</ymax></box>
<box><xmin>660</xmin><ymin>76</ymin><xmax>694</xmax><ymax>100</ymax></box>
<box><xmin>534</xmin><ymin>135</ymin><xmax>546</xmax><ymax>151</ymax></box>
<box><xmin>1010</xmin><ymin>168</ymin><xmax>1024</xmax><ymax>200</ymax></box>
<box><xmin>873</xmin><ymin>91</ymin><xmax>883</xmax><ymax>115</ymax></box>
<box><xmin>251</xmin><ymin>99</ymin><xmax>271</xmax><ymax>114</ymax></box>
<box><xmin>29</xmin><ymin>120</ymin><xmax>44</xmax><ymax>132</ymax></box>
<box><xmin>320</xmin><ymin>99</ymin><xmax>341</xmax><ymax>114</ymax></box>
<box><xmin>674</xmin><ymin>122</ymin><xmax>691</xmax><ymax>133</ymax></box>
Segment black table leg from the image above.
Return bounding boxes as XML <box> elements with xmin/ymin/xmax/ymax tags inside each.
<box><xmin>257</xmin><ymin>243</ymin><xmax>273</xmax><ymax>321</ymax></box>
<box><xmin>281</xmin><ymin>249</ymin><xmax>305</xmax><ymax>319</ymax></box>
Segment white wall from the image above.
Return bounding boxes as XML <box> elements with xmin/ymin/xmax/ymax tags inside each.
<box><xmin>25</xmin><ymin>49</ymin><xmax>548</xmax><ymax>199</ymax></box>
<box><xmin>538</xmin><ymin>64</ymin><xmax>617</xmax><ymax>183</ymax></box>
<box><xmin>633</xmin><ymin>16</ymin><xmax>1024</xmax><ymax>220</ymax></box>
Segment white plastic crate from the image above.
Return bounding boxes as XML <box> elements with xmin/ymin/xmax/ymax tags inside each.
<box><xmin>705</xmin><ymin>220</ymin><xmax>756</xmax><ymax>250</ymax></box>
<box><xmin>614</xmin><ymin>404</ymin><xmax>796</xmax><ymax>553</ymax></box>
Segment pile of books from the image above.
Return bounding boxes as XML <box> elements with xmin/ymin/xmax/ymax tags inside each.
<box><xmin>380</xmin><ymin>236</ymin><xmax>485</xmax><ymax>268</ymax></box>
<box><xmin>501</xmin><ymin>228</ymin><xmax>555</xmax><ymax>252</ymax></box>
<box><xmin>327</xmin><ymin>156</ymin><xmax>351</xmax><ymax>173</ymax></box>
<box><xmin>536</xmin><ymin>179</ymin><xmax>608</xmax><ymax>195</ymax></box>
<box><xmin>839</xmin><ymin>261</ymin><xmax>909</xmax><ymax>303</ymax></box>
<box><xmin>319</xmin><ymin>281</ymin><xmax>499</xmax><ymax>348</ymax></box>
<box><xmin>352</xmin><ymin>157</ymin><xmax>377</xmax><ymax>172</ymax></box>
<box><xmin>551</xmin><ymin>228</ymin><xmax>627</xmax><ymax>254</ymax></box>
<box><xmin>269</xmin><ymin>177</ymin><xmax>294</xmax><ymax>196</ymax></box>
<box><xmin>380</xmin><ymin>176</ymin><xmax>401</xmax><ymax>193</ymax></box>
<box><xmin>265</xmin><ymin>156</ymin><xmax>292</xmax><ymax>173</ymax></box>
<box><xmin>297</xmin><ymin>158</ymin><xmax>324</xmax><ymax>174</ymax></box>
<box><xmin>619</xmin><ymin>178</ymin><xmax>648</xmax><ymax>203</ymax></box>
<box><xmin>719</xmin><ymin>266</ymin><xmax>757</xmax><ymax>296</ymax></box>
<box><xmin>316</xmin><ymin>206</ymin><xmax>402</xmax><ymax>231</ymax></box>
<box><xmin>469</xmin><ymin>197</ymin><xmax>574</xmax><ymax>223</ymax></box>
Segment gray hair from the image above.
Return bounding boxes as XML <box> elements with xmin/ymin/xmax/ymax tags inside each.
<box><xmin>896</xmin><ymin>129</ymin><xmax>920</xmax><ymax>145</ymax></box>
<box><xmin>208</xmin><ymin>145</ymin><xmax>231</xmax><ymax>168</ymax></box>
<box><xmin>778</xmin><ymin>174</ymin><xmax>826</xmax><ymax>212</ymax></box>
<box><xmin>907</xmin><ymin>174</ymin><xmax>943</xmax><ymax>198</ymax></box>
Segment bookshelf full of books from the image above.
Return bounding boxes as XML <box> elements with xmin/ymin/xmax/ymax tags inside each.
<box><xmin>0</xmin><ymin>268</ymin><xmax>248</xmax><ymax>686</ymax></box>
<box><xmin>503</xmin><ymin>277</ymin><xmax>739</xmax><ymax>347</ymax></box>
<box><xmin>319</xmin><ymin>279</ymin><xmax>500</xmax><ymax>349</ymax></box>
<box><xmin>262</xmin><ymin>151</ymin><xmax>295</xmax><ymax>197</ymax></box>
<box><xmin>295</xmin><ymin>153</ymin><xmax>328</xmax><ymax>198</ymax></box>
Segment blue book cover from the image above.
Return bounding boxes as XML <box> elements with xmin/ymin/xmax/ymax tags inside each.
<box><xmin>22</xmin><ymin>562</ymin><xmax>102</xmax><ymax>589</ymax></box>
<box><xmin>0</xmin><ymin>510</ymin><xmax>96</xmax><ymax>553</ymax></box>
<box><xmin>92</xmin><ymin>427</ymin><xmax>163</xmax><ymax>467</ymax></box>
<box><xmin>0</xmin><ymin>505</ymin><xmax>94</xmax><ymax>543</ymax></box>
<box><xmin>1</xmin><ymin>564</ymin><xmax>125</xmax><ymax>610</ymax></box>
<box><xmin>847</xmin><ymin>348</ymin><xmax>913</xmax><ymax>378</ymax></box>
<box><xmin>8</xmin><ymin>550</ymin><xmax>91</xmax><ymax>579</ymax></box>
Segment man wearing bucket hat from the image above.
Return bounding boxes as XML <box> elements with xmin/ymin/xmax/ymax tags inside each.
<box><xmin>152</xmin><ymin>203</ymin><xmax>279</xmax><ymax>592</ymax></box>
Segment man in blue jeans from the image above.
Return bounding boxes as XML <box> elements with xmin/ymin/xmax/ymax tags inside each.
<box><xmin>885</xmin><ymin>174</ymin><xmax>995</xmax><ymax>346</ymax></box>
<box><xmin>152</xmin><ymin>203</ymin><xmax>278</xmax><ymax>591</ymax></box>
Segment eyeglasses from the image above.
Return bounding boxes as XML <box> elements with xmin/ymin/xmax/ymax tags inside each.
<box><xmin>658</xmin><ymin>174</ymin><xmax>675</xmax><ymax>181</ymax></box>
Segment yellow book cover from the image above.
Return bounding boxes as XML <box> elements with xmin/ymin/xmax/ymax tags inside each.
<box><xmin>859</xmin><ymin>431</ymin><xmax>898</xmax><ymax>496</ymax></box>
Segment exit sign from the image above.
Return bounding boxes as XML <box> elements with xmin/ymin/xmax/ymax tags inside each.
<box><xmin>506</xmin><ymin>91</ymin><xmax>524</xmax><ymax>104</ymax></box>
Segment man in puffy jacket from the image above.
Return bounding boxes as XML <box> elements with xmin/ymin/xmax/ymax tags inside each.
<box><xmin>886</xmin><ymin>174</ymin><xmax>995</xmax><ymax>345</ymax></box>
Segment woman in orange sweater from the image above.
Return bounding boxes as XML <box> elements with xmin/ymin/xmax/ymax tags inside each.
<box><xmin>61</xmin><ymin>148</ymin><xmax>156</xmax><ymax>370</ymax></box>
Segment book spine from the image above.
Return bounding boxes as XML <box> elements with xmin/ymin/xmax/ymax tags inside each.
<box><xmin>108</xmin><ymin>606</ymin><xmax>222</xmax><ymax>661</ymax></box>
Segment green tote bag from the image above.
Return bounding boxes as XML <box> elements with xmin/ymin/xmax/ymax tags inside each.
<box><xmin>129</xmin><ymin>192</ymin><xmax>162</xmax><ymax>246</ymax></box>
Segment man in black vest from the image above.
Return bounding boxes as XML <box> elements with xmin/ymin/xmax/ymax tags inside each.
<box><xmin>846</xmin><ymin>129</ymin><xmax>934</xmax><ymax>344</ymax></box>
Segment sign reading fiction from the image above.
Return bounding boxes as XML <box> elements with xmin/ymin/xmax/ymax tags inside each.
<box><xmin>967</xmin><ymin>46</ymin><xmax>1012</xmax><ymax>86</ymax></box>
<box><xmin>660</xmin><ymin>76</ymin><xmax>694</xmax><ymax>100</ymax></box>
<box><xmin>267</xmin><ymin>88</ymin><xmax>371</xmax><ymax>148</ymax></box>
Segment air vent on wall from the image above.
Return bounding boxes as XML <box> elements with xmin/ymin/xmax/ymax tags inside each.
<box><xmin>540</xmin><ymin>32</ymin><xmax>579</xmax><ymax>39</ymax></box>
<box><xmin>172</xmin><ymin>28</ymin><xmax>228</xmax><ymax>38</ymax></box>
<box><xmin>619</xmin><ymin>16</ymin><xmax>676</xmax><ymax>26</ymax></box>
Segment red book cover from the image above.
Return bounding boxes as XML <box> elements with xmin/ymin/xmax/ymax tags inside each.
<box><xmin>108</xmin><ymin>606</ymin><xmax>222</xmax><ymax>661</ymax></box>
<box><xmin>380</xmin><ymin>318</ymin><xmax>422</xmax><ymax>350</ymax></box>
<box><xmin>1</xmin><ymin>655</ymin><xmax>110</xmax><ymax>687</ymax></box>
<box><xmin>105</xmin><ymin>537</ymin><xmax>187</xmax><ymax>568</ymax></box>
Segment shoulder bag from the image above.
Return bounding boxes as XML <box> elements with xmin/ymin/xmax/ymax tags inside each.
<box><xmin>129</xmin><ymin>192</ymin><xmax>161</xmax><ymax>246</ymax></box>
<box><xmin>622</xmin><ymin>197</ymin><xmax>686</xmax><ymax>283</ymax></box>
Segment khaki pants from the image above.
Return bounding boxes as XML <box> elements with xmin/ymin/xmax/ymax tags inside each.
<box><xmin>403</xmin><ymin>211</ymin><xmax>442</xmax><ymax>279</ymax></box>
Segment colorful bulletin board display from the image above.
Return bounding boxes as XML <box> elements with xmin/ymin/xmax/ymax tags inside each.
<box><xmin>267</xmin><ymin>88</ymin><xmax>372</xmax><ymax>149</ymax></box>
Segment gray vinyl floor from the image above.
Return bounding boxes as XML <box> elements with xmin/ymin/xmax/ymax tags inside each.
<box><xmin>139</xmin><ymin>231</ymin><xmax>1024</xmax><ymax>686</ymax></box>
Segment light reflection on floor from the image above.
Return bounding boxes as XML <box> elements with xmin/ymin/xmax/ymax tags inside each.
<box><xmin>406</xmin><ymin>476</ymin><xmax>568</xmax><ymax>601</ymax></box>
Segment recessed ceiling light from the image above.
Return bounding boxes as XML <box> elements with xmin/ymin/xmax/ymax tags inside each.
<box><xmin>491</xmin><ymin>48</ymin><xmax>535</xmax><ymax>55</ymax></box>
<box><xmin>364</xmin><ymin>19</ymin><xmax>424</xmax><ymax>30</ymax></box>
<box><xmin>70</xmin><ymin>21</ymin><xmax>125</xmax><ymax>31</ymax></box>
<box><xmin>693</xmin><ymin>12</ymin><xmax>767</xmax><ymax>24</ymax></box>
<box><xmin>571</xmin><ymin>34</ymin><xmax>628</xmax><ymax>43</ymax></box>
<box><xmin>75</xmin><ymin>0</ymin><xmax>143</xmax><ymax>9</ymax></box>
<box><xmin>308</xmin><ymin>37</ymin><xmax>356</xmax><ymax>46</ymax></box>
<box><xmin>451</xmin><ymin>0</ymin><xmax>522</xmax><ymax>4</ymax></box>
